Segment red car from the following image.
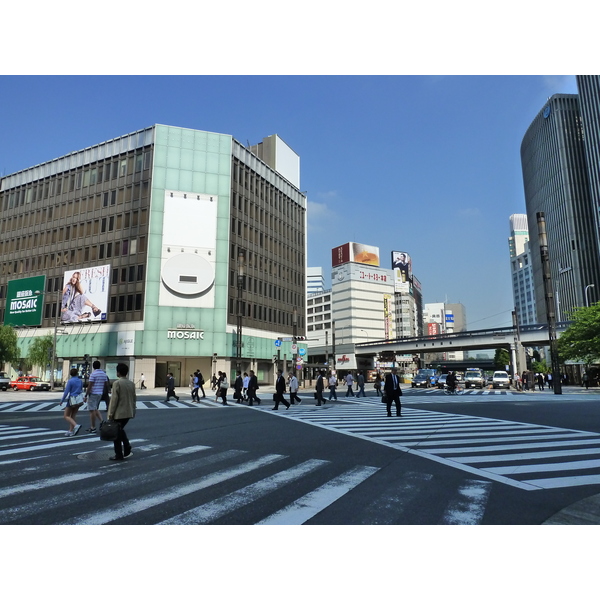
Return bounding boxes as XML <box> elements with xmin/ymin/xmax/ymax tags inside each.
<box><xmin>11</xmin><ymin>376</ymin><xmax>52</xmax><ymax>391</ymax></box>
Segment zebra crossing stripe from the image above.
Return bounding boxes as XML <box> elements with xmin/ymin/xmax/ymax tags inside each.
<box><xmin>439</xmin><ymin>480</ymin><xmax>492</xmax><ymax>524</ymax></box>
<box><xmin>65</xmin><ymin>453</ymin><xmax>286</xmax><ymax>525</ymax></box>
<box><xmin>0</xmin><ymin>472</ymin><xmax>102</xmax><ymax>500</ymax></box>
<box><xmin>161</xmin><ymin>459</ymin><xmax>331</xmax><ymax>525</ymax></box>
<box><xmin>256</xmin><ymin>465</ymin><xmax>379</xmax><ymax>525</ymax></box>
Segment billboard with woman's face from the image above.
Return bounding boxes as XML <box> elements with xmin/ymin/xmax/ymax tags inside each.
<box><xmin>61</xmin><ymin>265</ymin><xmax>110</xmax><ymax>323</ymax></box>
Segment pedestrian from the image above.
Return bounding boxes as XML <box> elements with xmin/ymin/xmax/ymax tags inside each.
<box><xmin>374</xmin><ymin>372</ymin><xmax>382</xmax><ymax>396</ymax></box>
<box><xmin>247</xmin><ymin>369</ymin><xmax>260</xmax><ymax>406</ymax></box>
<box><xmin>583</xmin><ymin>372</ymin><xmax>590</xmax><ymax>389</ymax></box>
<box><xmin>191</xmin><ymin>372</ymin><xmax>200</xmax><ymax>402</ymax></box>
<box><xmin>289</xmin><ymin>371</ymin><xmax>300</xmax><ymax>405</ymax></box>
<box><xmin>84</xmin><ymin>360</ymin><xmax>107</xmax><ymax>434</ymax></box>
<box><xmin>140</xmin><ymin>372</ymin><xmax>146</xmax><ymax>390</ymax></box>
<box><xmin>345</xmin><ymin>372</ymin><xmax>355</xmax><ymax>397</ymax></box>
<box><xmin>384</xmin><ymin>367</ymin><xmax>403</xmax><ymax>417</ymax></box>
<box><xmin>234</xmin><ymin>371</ymin><xmax>244</xmax><ymax>403</ymax></box>
<box><xmin>357</xmin><ymin>371</ymin><xmax>366</xmax><ymax>397</ymax></box>
<box><xmin>522</xmin><ymin>371</ymin><xmax>529</xmax><ymax>391</ymax></box>
<box><xmin>536</xmin><ymin>372</ymin><xmax>545</xmax><ymax>391</ymax></box>
<box><xmin>165</xmin><ymin>372</ymin><xmax>178</xmax><ymax>401</ymax></box>
<box><xmin>197</xmin><ymin>370</ymin><xmax>206</xmax><ymax>398</ymax></box>
<box><xmin>242</xmin><ymin>372</ymin><xmax>250</xmax><ymax>402</ymax></box>
<box><xmin>107</xmin><ymin>362</ymin><xmax>136</xmax><ymax>462</ymax></box>
<box><xmin>60</xmin><ymin>367</ymin><xmax>84</xmax><ymax>436</ymax></box>
<box><xmin>546</xmin><ymin>372</ymin><xmax>553</xmax><ymax>389</ymax></box>
<box><xmin>217</xmin><ymin>371</ymin><xmax>229</xmax><ymax>405</ymax></box>
<box><xmin>272</xmin><ymin>369</ymin><xmax>290</xmax><ymax>410</ymax></box>
<box><xmin>211</xmin><ymin>374</ymin><xmax>218</xmax><ymax>391</ymax></box>
<box><xmin>328</xmin><ymin>371</ymin><xmax>338</xmax><ymax>401</ymax></box>
<box><xmin>315</xmin><ymin>369</ymin><xmax>326</xmax><ymax>406</ymax></box>
<box><xmin>514</xmin><ymin>372</ymin><xmax>522</xmax><ymax>392</ymax></box>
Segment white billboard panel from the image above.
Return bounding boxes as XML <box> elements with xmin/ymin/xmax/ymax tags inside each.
<box><xmin>61</xmin><ymin>265</ymin><xmax>110</xmax><ymax>323</ymax></box>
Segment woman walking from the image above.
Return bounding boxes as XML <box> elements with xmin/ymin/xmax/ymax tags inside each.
<box><xmin>61</xmin><ymin>367</ymin><xmax>84</xmax><ymax>437</ymax></box>
<box><xmin>217</xmin><ymin>371</ymin><xmax>229</xmax><ymax>405</ymax></box>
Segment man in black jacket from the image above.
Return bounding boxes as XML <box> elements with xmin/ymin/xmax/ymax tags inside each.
<box><xmin>247</xmin><ymin>370</ymin><xmax>260</xmax><ymax>406</ymax></box>
<box><xmin>165</xmin><ymin>373</ymin><xmax>178</xmax><ymax>402</ymax></box>
<box><xmin>315</xmin><ymin>369</ymin><xmax>326</xmax><ymax>406</ymax></box>
<box><xmin>383</xmin><ymin>368</ymin><xmax>402</xmax><ymax>417</ymax></box>
<box><xmin>272</xmin><ymin>369</ymin><xmax>290</xmax><ymax>410</ymax></box>
<box><xmin>234</xmin><ymin>371</ymin><xmax>244</xmax><ymax>403</ymax></box>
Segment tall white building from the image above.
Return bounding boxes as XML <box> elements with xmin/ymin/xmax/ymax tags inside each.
<box><xmin>307</xmin><ymin>266</ymin><xmax>325</xmax><ymax>294</ymax></box>
<box><xmin>509</xmin><ymin>215</ymin><xmax>536</xmax><ymax>326</ymax></box>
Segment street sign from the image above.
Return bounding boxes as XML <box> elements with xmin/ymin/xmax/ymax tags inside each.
<box><xmin>275</xmin><ymin>340</ymin><xmax>282</xmax><ymax>347</ymax></box>
<box><xmin>296</xmin><ymin>357</ymin><xmax>303</xmax><ymax>363</ymax></box>
<box><xmin>298</xmin><ymin>348</ymin><xmax>306</xmax><ymax>356</ymax></box>
<box><xmin>296</xmin><ymin>364</ymin><xmax>302</xmax><ymax>370</ymax></box>
<box><xmin>291</xmin><ymin>344</ymin><xmax>298</xmax><ymax>353</ymax></box>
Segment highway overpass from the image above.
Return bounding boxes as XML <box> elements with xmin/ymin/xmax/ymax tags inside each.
<box><xmin>354</xmin><ymin>322</ymin><xmax>569</xmax><ymax>357</ymax></box>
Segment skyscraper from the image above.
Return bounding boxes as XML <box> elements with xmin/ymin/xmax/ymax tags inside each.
<box><xmin>520</xmin><ymin>93</ymin><xmax>600</xmax><ymax>322</ymax></box>
<box><xmin>509</xmin><ymin>214</ymin><xmax>536</xmax><ymax>326</ymax></box>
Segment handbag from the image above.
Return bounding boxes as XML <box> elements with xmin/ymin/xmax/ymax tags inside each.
<box><xmin>381</xmin><ymin>391</ymin><xmax>388</xmax><ymax>404</ymax></box>
<box><xmin>99</xmin><ymin>420</ymin><xmax>121</xmax><ymax>441</ymax></box>
<box><xmin>68</xmin><ymin>392</ymin><xmax>85</xmax><ymax>408</ymax></box>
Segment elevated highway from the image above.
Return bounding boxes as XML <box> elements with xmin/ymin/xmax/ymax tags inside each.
<box><xmin>355</xmin><ymin>322</ymin><xmax>570</xmax><ymax>356</ymax></box>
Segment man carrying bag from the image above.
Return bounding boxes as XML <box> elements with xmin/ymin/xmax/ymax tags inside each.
<box><xmin>104</xmin><ymin>362</ymin><xmax>137</xmax><ymax>462</ymax></box>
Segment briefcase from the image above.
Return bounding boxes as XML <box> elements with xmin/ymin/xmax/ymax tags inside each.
<box><xmin>99</xmin><ymin>420</ymin><xmax>121</xmax><ymax>441</ymax></box>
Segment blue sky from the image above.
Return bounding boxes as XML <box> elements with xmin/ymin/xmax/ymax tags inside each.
<box><xmin>0</xmin><ymin>75</ymin><xmax>579</xmax><ymax>329</ymax></box>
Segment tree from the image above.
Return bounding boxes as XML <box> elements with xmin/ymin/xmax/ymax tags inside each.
<box><xmin>0</xmin><ymin>325</ymin><xmax>20</xmax><ymax>367</ymax></box>
<box><xmin>27</xmin><ymin>335</ymin><xmax>54</xmax><ymax>371</ymax></box>
<box><xmin>557</xmin><ymin>303</ymin><xmax>600</xmax><ymax>365</ymax></box>
<box><xmin>530</xmin><ymin>359</ymin><xmax>548</xmax><ymax>373</ymax></box>
<box><xmin>493</xmin><ymin>348</ymin><xmax>510</xmax><ymax>371</ymax></box>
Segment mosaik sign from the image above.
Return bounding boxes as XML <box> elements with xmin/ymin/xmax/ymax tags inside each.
<box><xmin>4</xmin><ymin>275</ymin><xmax>46</xmax><ymax>327</ymax></box>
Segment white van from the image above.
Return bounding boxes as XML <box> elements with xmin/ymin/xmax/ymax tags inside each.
<box><xmin>492</xmin><ymin>371</ymin><xmax>510</xmax><ymax>389</ymax></box>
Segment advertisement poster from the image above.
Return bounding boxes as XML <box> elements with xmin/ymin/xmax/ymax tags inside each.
<box><xmin>332</xmin><ymin>242</ymin><xmax>380</xmax><ymax>267</ymax></box>
<box><xmin>4</xmin><ymin>275</ymin><xmax>46</xmax><ymax>327</ymax></box>
<box><xmin>392</xmin><ymin>251</ymin><xmax>413</xmax><ymax>287</ymax></box>
<box><xmin>61</xmin><ymin>265</ymin><xmax>110</xmax><ymax>323</ymax></box>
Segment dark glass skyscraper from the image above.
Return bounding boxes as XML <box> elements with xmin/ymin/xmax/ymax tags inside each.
<box><xmin>521</xmin><ymin>92</ymin><xmax>600</xmax><ymax>323</ymax></box>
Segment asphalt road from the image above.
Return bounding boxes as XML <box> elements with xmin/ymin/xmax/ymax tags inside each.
<box><xmin>2</xmin><ymin>384</ymin><xmax>600</xmax><ymax>524</ymax></box>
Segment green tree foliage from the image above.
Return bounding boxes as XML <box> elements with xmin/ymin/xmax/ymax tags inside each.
<box><xmin>27</xmin><ymin>335</ymin><xmax>53</xmax><ymax>370</ymax></box>
<box><xmin>558</xmin><ymin>303</ymin><xmax>600</xmax><ymax>364</ymax></box>
<box><xmin>531</xmin><ymin>359</ymin><xmax>548</xmax><ymax>373</ymax></box>
<box><xmin>0</xmin><ymin>325</ymin><xmax>20</xmax><ymax>366</ymax></box>
<box><xmin>493</xmin><ymin>348</ymin><xmax>510</xmax><ymax>371</ymax></box>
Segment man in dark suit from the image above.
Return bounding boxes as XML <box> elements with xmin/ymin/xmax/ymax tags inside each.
<box><xmin>234</xmin><ymin>371</ymin><xmax>244</xmax><ymax>403</ymax></box>
<box><xmin>315</xmin><ymin>369</ymin><xmax>326</xmax><ymax>406</ymax></box>
<box><xmin>384</xmin><ymin>367</ymin><xmax>402</xmax><ymax>417</ymax></box>
<box><xmin>247</xmin><ymin>370</ymin><xmax>260</xmax><ymax>406</ymax></box>
<box><xmin>165</xmin><ymin>372</ymin><xmax>178</xmax><ymax>402</ymax></box>
<box><xmin>272</xmin><ymin>369</ymin><xmax>290</xmax><ymax>410</ymax></box>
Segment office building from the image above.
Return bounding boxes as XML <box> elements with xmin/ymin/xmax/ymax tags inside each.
<box><xmin>307</xmin><ymin>266</ymin><xmax>325</xmax><ymax>294</ymax></box>
<box><xmin>509</xmin><ymin>215</ymin><xmax>536</xmax><ymax>326</ymax></box>
<box><xmin>521</xmin><ymin>93</ymin><xmax>600</xmax><ymax>322</ymax></box>
<box><xmin>0</xmin><ymin>125</ymin><xmax>307</xmax><ymax>386</ymax></box>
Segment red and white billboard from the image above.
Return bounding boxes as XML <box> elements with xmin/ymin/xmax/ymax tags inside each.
<box><xmin>427</xmin><ymin>322</ymin><xmax>440</xmax><ymax>336</ymax></box>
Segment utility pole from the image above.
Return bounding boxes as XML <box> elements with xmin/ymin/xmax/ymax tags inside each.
<box><xmin>537</xmin><ymin>212</ymin><xmax>562</xmax><ymax>395</ymax></box>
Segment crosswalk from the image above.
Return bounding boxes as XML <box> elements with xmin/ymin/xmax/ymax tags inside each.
<box><xmin>271</xmin><ymin>404</ymin><xmax>600</xmax><ymax>491</ymax></box>
<box><xmin>0</xmin><ymin>423</ymin><xmax>492</xmax><ymax>525</ymax></box>
<box><xmin>0</xmin><ymin>398</ymin><xmax>223</xmax><ymax>412</ymax></box>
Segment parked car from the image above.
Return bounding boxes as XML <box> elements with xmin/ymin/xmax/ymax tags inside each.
<box><xmin>10</xmin><ymin>376</ymin><xmax>52</xmax><ymax>391</ymax></box>
<box><xmin>492</xmin><ymin>371</ymin><xmax>510</xmax><ymax>389</ymax></box>
<box><xmin>437</xmin><ymin>374</ymin><xmax>448</xmax><ymax>389</ymax></box>
<box><xmin>0</xmin><ymin>372</ymin><xmax>10</xmax><ymax>391</ymax></box>
<box><xmin>411</xmin><ymin>373</ymin><xmax>431</xmax><ymax>388</ymax></box>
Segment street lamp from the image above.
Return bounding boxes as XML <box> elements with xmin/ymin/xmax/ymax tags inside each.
<box><xmin>585</xmin><ymin>284</ymin><xmax>595</xmax><ymax>307</ymax></box>
<box><xmin>236</xmin><ymin>250</ymin><xmax>245</xmax><ymax>372</ymax></box>
<box><xmin>359</xmin><ymin>329</ymin><xmax>369</xmax><ymax>342</ymax></box>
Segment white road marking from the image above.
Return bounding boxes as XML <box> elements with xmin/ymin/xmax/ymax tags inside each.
<box><xmin>65</xmin><ymin>454</ymin><xmax>286</xmax><ymax>525</ymax></box>
<box><xmin>162</xmin><ymin>459</ymin><xmax>330</xmax><ymax>525</ymax></box>
<box><xmin>256</xmin><ymin>465</ymin><xmax>379</xmax><ymax>525</ymax></box>
<box><xmin>440</xmin><ymin>480</ymin><xmax>491</xmax><ymax>524</ymax></box>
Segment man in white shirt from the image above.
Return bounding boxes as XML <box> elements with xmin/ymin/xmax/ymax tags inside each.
<box><xmin>328</xmin><ymin>372</ymin><xmax>338</xmax><ymax>401</ymax></box>
<box><xmin>289</xmin><ymin>372</ymin><xmax>301</xmax><ymax>404</ymax></box>
<box><xmin>345</xmin><ymin>373</ymin><xmax>355</xmax><ymax>397</ymax></box>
